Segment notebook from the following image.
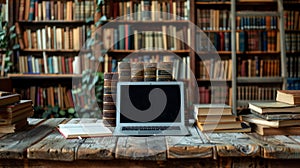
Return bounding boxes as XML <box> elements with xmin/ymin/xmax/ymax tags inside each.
<box><xmin>113</xmin><ymin>81</ymin><xmax>189</xmax><ymax>136</ymax></box>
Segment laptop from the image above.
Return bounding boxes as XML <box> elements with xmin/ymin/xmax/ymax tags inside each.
<box><xmin>113</xmin><ymin>81</ymin><xmax>190</xmax><ymax>136</ymax></box>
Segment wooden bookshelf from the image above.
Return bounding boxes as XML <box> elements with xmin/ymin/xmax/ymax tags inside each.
<box><xmin>8</xmin><ymin>73</ymin><xmax>82</xmax><ymax>79</ymax></box>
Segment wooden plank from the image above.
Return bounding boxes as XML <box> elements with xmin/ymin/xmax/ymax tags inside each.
<box><xmin>166</xmin><ymin>126</ymin><xmax>213</xmax><ymax>159</ymax></box>
<box><xmin>0</xmin><ymin>118</ymin><xmax>64</xmax><ymax>159</ymax></box>
<box><xmin>0</xmin><ymin>159</ymin><xmax>25</xmax><ymax>168</ymax></box>
<box><xmin>76</xmin><ymin>137</ymin><xmax>117</xmax><ymax>160</ymax></box>
<box><xmin>267</xmin><ymin>159</ymin><xmax>300</xmax><ymax>168</ymax></box>
<box><xmin>28</xmin><ymin>159</ymin><xmax>162</xmax><ymax>168</ymax></box>
<box><xmin>27</xmin><ymin>131</ymin><xmax>83</xmax><ymax>161</ymax></box>
<box><xmin>248</xmin><ymin>133</ymin><xmax>300</xmax><ymax>159</ymax></box>
<box><xmin>205</xmin><ymin>133</ymin><xmax>260</xmax><ymax>158</ymax></box>
<box><xmin>115</xmin><ymin>136</ymin><xmax>167</xmax><ymax>161</ymax></box>
<box><xmin>232</xmin><ymin>157</ymin><xmax>266</xmax><ymax>168</ymax></box>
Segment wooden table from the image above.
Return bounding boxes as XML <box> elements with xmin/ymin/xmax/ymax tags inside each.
<box><xmin>1</xmin><ymin>118</ymin><xmax>300</xmax><ymax>168</ymax></box>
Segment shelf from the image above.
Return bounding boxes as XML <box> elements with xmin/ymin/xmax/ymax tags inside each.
<box><xmin>197</xmin><ymin>79</ymin><xmax>232</xmax><ymax>82</ymax></box>
<box><xmin>22</xmin><ymin>49</ymin><xmax>82</xmax><ymax>53</ymax></box>
<box><xmin>287</xmin><ymin>78</ymin><xmax>300</xmax><ymax>81</ymax></box>
<box><xmin>8</xmin><ymin>74</ymin><xmax>82</xmax><ymax>79</ymax></box>
<box><xmin>236</xmin><ymin>11</ymin><xmax>279</xmax><ymax>17</ymax></box>
<box><xmin>108</xmin><ymin>20</ymin><xmax>190</xmax><ymax>24</ymax></box>
<box><xmin>236</xmin><ymin>51</ymin><xmax>281</xmax><ymax>55</ymax></box>
<box><xmin>195</xmin><ymin>1</ymin><xmax>231</xmax><ymax>5</ymax></box>
<box><xmin>108</xmin><ymin>49</ymin><xmax>190</xmax><ymax>55</ymax></box>
<box><xmin>18</xmin><ymin>20</ymin><xmax>94</xmax><ymax>25</ymax></box>
<box><xmin>237</xmin><ymin>77</ymin><xmax>283</xmax><ymax>83</ymax></box>
<box><xmin>238</xmin><ymin>99</ymin><xmax>274</xmax><ymax>107</ymax></box>
<box><xmin>199</xmin><ymin>30</ymin><xmax>232</xmax><ymax>33</ymax></box>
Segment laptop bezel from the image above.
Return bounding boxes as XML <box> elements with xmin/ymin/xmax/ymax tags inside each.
<box><xmin>115</xmin><ymin>81</ymin><xmax>185</xmax><ymax>128</ymax></box>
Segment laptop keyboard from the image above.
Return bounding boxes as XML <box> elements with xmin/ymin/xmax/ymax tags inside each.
<box><xmin>122</xmin><ymin>126</ymin><xmax>181</xmax><ymax>131</ymax></box>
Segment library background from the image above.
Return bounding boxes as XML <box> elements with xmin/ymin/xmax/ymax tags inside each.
<box><xmin>0</xmin><ymin>0</ymin><xmax>300</xmax><ymax>138</ymax></box>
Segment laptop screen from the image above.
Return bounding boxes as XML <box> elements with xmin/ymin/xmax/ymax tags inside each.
<box><xmin>118</xmin><ymin>82</ymin><xmax>182</xmax><ymax>123</ymax></box>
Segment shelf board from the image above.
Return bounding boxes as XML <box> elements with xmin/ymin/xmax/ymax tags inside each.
<box><xmin>197</xmin><ymin>79</ymin><xmax>232</xmax><ymax>82</ymax></box>
<box><xmin>237</xmin><ymin>77</ymin><xmax>283</xmax><ymax>83</ymax></box>
<box><xmin>199</xmin><ymin>30</ymin><xmax>232</xmax><ymax>33</ymax></box>
<box><xmin>236</xmin><ymin>11</ymin><xmax>279</xmax><ymax>17</ymax></box>
<box><xmin>108</xmin><ymin>49</ymin><xmax>190</xmax><ymax>54</ymax></box>
<box><xmin>238</xmin><ymin>100</ymin><xmax>274</xmax><ymax>107</ymax></box>
<box><xmin>287</xmin><ymin>78</ymin><xmax>300</xmax><ymax>81</ymax></box>
<box><xmin>18</xmin><ymin>20</ymin><xmax>94</xmax><ymax>25</ymax></box>
<box><xmin>108</xmin><ymin>20</ymin><xmax>190</xmax><ymax>24</ymax></box>
<box><xmin>8</xmin><ymin>74</ymin><xmax>82</xmax><ymax>79</ymax></box>
<box><xmin>195</xmin><ymin>1</ymin><xmax>231</xmax><ymax>5</ymax></box>
<box><xmin>236</xmin><ymin>51</ymin><xmax>280</xmax><ymax>55</ymax></box>
<box><xmin>22</xmin><ymin>49</ymin><xmax>81</xmax><ymax>53</ymax></box>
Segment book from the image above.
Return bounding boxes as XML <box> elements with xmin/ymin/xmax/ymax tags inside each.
<box><xmin>248</xmin><ymin>101</ymin><xmax>300</xmax><ymax>114</ymax></box>
<box><xmin>250</xmin><ymin>110</ymin><xmax>300</xmax><ymax>121</ymax></box>
<box><xmin>194</xmin><ymin>104</ymin><xmax>232</xmax><ymax>116</ymax></box>
<box><xmin>197</xmin><ymin>115</ymin><xmax>237</xmax><ymax>123</ymax></box>
<box><xmin>196</xmin><ymin>121</ymin><xmax>245</xmax><ymax>132</ymax></box>
<box><xmin>0</xmin><ymin>104</ymin><xmax>33</xmax><ymax>118</ymax></box>
<box><xmin>276</xmin><ymin>90</ymin><xmax>300</xmax><ymax>105</ymax></box>
<box><xmin>241</xmin><ymin>114</ymin><xmax>300</xmax><ymax>128</ymax></box>
<box><xmin>251</xmin><ymin>123</ymin><xmax>300</xmax><ymax>136</ymax></box>
<box><xmin>57</xmin><ymin>122</ymin><xmax>112</xmax><ymax>139</ymax></box>
<box><xmin>0</xmin><ymin>94</ymin><xmax>21</xmax><ymax>107</ymax></box>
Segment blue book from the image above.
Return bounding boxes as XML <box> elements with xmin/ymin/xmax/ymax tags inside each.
<box><xmin>239</xmin><ymin>31</ymin><xmax>247</xmax><ymax>52</ymax></box>
<box><xmin>48</xmin><ymin>57</ymin><xmax>53</xmax><ymax>74</ymax></box>
<box><xmin>118</xmin><ymin>24</ymin><xmax>125</xmax><ymax>50</ymax></box>
<box><xmin>27</xmin><ymin>55</ymin><xmax>33</xmax><ymax>73</ymax></box>
<box><xmin>113</xmin><ymin>29</ymin><xmax>119</xmax><ymax>49</ymax></box>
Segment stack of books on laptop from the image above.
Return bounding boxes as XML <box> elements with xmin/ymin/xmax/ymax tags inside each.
<box><xmin>0</xmin><ymin>91</ymin><xmax>33</xmax><ymax>133</ymax></box>
<box><xmin>240</xmin><ymin>90</ymin><xmax>300</xmax><ymax>136</ymax></box>
<box><xmin>194</xmin><ymin>104</ymin><xmax>251</xmax><ymax>133</ymax></box>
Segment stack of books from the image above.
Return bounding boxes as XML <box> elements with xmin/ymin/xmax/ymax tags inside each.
<box><xmin>0</xmin><ymin>91</ymin><xmax>33</xmax><ymax>133</ymax></box>
<box><xmin>241</xmin><ymin>90</ymin><xmax>300</xmax><ymax>136</ymax></box>
<box><xmin>194</xmin><ymin>104</ymin><xmax>251</xmax><ymax>133</ymax></box>
<box><xmin>103</xmin><ymin>72</ymin><xmax>118</xmax><ymax>127</ymax></box>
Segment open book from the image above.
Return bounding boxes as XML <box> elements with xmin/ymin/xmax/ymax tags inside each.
<box><xmin>58</xmin><ymin>119</ymin><xmax>112</xmax><ymax>139</ymax></box>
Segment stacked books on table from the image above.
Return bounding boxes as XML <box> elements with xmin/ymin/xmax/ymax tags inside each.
<box><xmin>194</xmin><ymin>104</ymin><xmax>251</xmax><ymax>133</ymax></box>
<box><xmin>241</xmin><ymin>90</ymin><xmax>300</xmax><ymax>136</ymax></box>
<box><xmin>0</xmin><ymin>91</ymin><xmax>33</xmax><ymax>133</ymax></box>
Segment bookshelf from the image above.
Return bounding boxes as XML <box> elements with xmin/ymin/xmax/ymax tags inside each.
<box><xmin>8</xmin><ymin>0</ymin><xmax>96</xmax><ymax>113</ymax></box>
<box><xmin>231</xmin><ymin>0</ymin><xmax>287</xmax><ymax>113</ymax></box>
<box><xmin>284</xmin><ymin>1</ymin><xmax>300</xmax><ymax>90</ymax></box>
<box><xmin>191</xmin><ymin>0</ymin><xmax>232</xmax><ymax>107</ymax></box>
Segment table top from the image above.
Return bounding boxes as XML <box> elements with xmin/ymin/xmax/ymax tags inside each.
<box><xmin>1</xmin><ymin>118</ymin><xmax>300</xmax><ymax>162</ymax></box>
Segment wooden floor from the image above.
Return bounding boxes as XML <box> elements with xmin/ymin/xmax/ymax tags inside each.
<box><xmin>1</xmin><ymin>118</ymin><xmax>300</xmax><ymax>167</ymax></box>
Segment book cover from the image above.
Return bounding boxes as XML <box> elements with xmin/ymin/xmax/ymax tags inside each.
<box><xmin>58</xmin><ymin>122</ymin><xmax>112</xmax><ymax>139</ymax></box>
<box><xmin>241</xmin><ymin>114</ymin><xmax>300</xmax><ymax>128</ymax></box>
<box><xmin>248</xmin><ymin>101</ymin><xmax>300</xmax><ymax>114</ymax></box>
<box><xmin>276</xmin><ymin>90</ymin><xmax>300</xmax><ymax>105</ymax></box>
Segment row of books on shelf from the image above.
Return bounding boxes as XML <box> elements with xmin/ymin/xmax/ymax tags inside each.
<box><xmin>236</xmin><ymin>30</ymin><xmax>279</xmax><ymax>52</ymax></box>
<box><xmin>287</xmin><ymin>55</ymin><xmax>300</xmax><ymax>78</ymax></box>
<box><xmin>198</xmin><ymin>86</ymin><xmax>231</xmax><ymax>105</ymax></box>
<box><xmin>18</xmin><ymin>55</ymin><xmax>81</xmax><ymax>74</ymax></box>
<box><xmin>19</xmin><ymin>25</ymin><xmax>94</xmax><ymax>50</ymax></box>
<box><xmin>196</xmin><ymin>32</ymin><xmax>231</xmax><ymax>51</ymax></box>
<box><xmin>105</xmin><ymin>0</ymin><xmax>189</xmax><ymax>21</ymax></box>
<box><xmin>99</xmin><ymin>55</ymin><xmax>191</xmax><ymax>80</ymax></box>
<box><xmin>238</xmin><ymin>58</ymin><xmax>280</xmax><ymax>77</ymax></box>
<box><xmin>284</xmin><ymin>10</ymin><xmax>300</xmax><ymax>31</ymax></box>
<box><xmin>287</xmin><ymin>79</ymin><xmax>300</xmax><ymax>90</ymax></box>
<box><xmin>197</xmin><ymin>59</ymin><xmax>232</xmax><ymax>80</ymax></box>
<box><xmin>237</xmin><ymin>86</ymin><xmax>280</xmax><ymax>102</ymax></box>
<box><xmin>0</xmin><ymin>91</ymin><xmax>33</xmax><ymax>133</ymax></box>
<box><xmin>285</xmin><ymin>32</ymin><xmax>300</xmax><ymax>52</ymax></box>
<box><xmin>241</xmin><ymin>90</ymin><xmax>300</xmax><ymax>135</ymax></box>
<box><xmin>18</xmin><ymin>0</ymin><xmax>94</xmax><ymax>21</ymax></box>
<box><xmin>236</xmin><ymin>16</ymin><xmax>277</xmax><ymax>30</ymax></box>
<box><xmin>103</xmin><ymin>25</ymin><xmax>190</xmax><ymax>51</ymax></box>
<box><xmin>196</xmin><ymin>9</ymin><xmax>231</xmax><ymax>31</ymax></box>
<box><xmin>14</xmin><ymin>85</ymin><xmax>74</xmax><ymax>109</ymax></box>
